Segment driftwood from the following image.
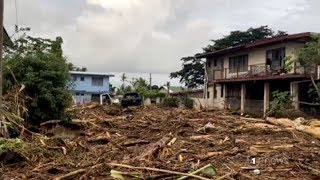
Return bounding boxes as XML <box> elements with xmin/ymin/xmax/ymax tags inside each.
<box><xmin>249</xmin><ymin>144</ymin><xmax>294</xmax><ymax>155</ymax></box>
<box><xmin>190</xmin><ymin>135</ymin><xmax>213</xmax><ymax>141</ymax></box>
<box><xmin>107</xmin><ymin>163</ymin><xmax>211</xmax><ymax>180</ymax></box>
<box><xmin>199</xmin><ymin>147</ymin><xmax>241</xmax><ymax>160</ymax></box>
<box><xmin>178</xmin><ymin>164</ymin><xmax>213</xmax><ymax>180</ymax></box>
<box><xmin>266</xmin><ymin>117</ymin><xmax>320</xmax><ymax>140</ymax></box>
<box><xmin>55</xmin><ymin>163</ymin><xmax>103</xmax><ymax>180</ymax></box>
<box><xmin>121</xmin><ymin>139</ymin><xmax>150</xmax><ymax>147</ymax></box>
<box><xmin>87</xmin><ymin>135</ymin><xmax>110</xmax><ymax>144</ymax></box>
<box><xmin>136</xmin><ymin>135</ymin><xmax>171</xmax><ymax>161</ymax></box>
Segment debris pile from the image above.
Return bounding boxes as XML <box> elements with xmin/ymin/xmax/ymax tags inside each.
<box><xmin>1</xmin><ymin>104</ymin><xmax>320</xmax><ymax>179</ymax></box>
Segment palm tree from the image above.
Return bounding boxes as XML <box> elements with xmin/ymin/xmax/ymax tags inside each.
<box><xmin>121</xmin><ymin>73</ymin><xmax>127</xmax><ymax>87</ymax></box>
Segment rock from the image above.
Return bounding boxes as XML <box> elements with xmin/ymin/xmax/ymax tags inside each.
<box><xmin>253</xmin><ymin>169</ymin><xmax>261</xmax><ymax>175</ymax></box>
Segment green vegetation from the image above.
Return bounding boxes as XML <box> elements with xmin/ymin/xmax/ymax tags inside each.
<box><xmin>3</xmin><ymin>36</ymin><xmax>73</xmax><ymax>124</ymax></box>
<box><xmin>162</xmin><ymin>97</ymin><xmax>180</xmax><ymax>107</ymax></box>
<box><xmin>0</xmin><ymin>138</ymin><xmax>25</xmax><ymax>154</ymax></box>
<box><xmin>269</xmin><ymin>91</ymin><xmax>293</xmax><ymax>117</ymax></box>
<box><xmin>181</xmin><ymin>97</ymin><xmax>194</xmax><ymax>109</ymax></box>
<box><xmin>298</xmin><ymin>34</ymin><xmax>320</xmax><ymax>100</ymax></box>
<box><xmin>117</xmin><ymin>76</ymin><xmax>166</xmax><ymax>99</ymax></box>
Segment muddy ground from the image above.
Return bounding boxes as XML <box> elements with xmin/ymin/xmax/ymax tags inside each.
<box><xmin>1</xmin><ymin>104</ymin><xmax>320</xmax><ymax>179</ymax></box>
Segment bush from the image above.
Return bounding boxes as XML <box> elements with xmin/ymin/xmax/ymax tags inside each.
<box><xmin>275</xmin><ymin>109</ymin><xmax>306</xmax><ymax>119</ymax></box>
<box><xmin>182</xmin><ymin>97</ymin><xmax>194</xmax><ymax>109</ymax></box>
<box><xmin>3</xmin><ymin>36</ymin><xmax>72</xmax><ymax>124</ymax></box>
<box><xmin>270</xmin><ymin>91</ymin><xmax>292</xmax><ymax>115</ymax></box>
<box><xmin>162</xmin><ymin>97</ymin><xmax>179</xmax><ymax>107</ymax></box>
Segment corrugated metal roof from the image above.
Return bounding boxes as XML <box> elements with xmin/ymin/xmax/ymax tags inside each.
<box><xmin>69</xmin><ymin>71</ymin><xmax>114</xmax><ymax>77</ymax></box>
<box><xmin>196</xmin><ymin>32</ymin><xmax>313</xmax><ymax>58</ymax></box>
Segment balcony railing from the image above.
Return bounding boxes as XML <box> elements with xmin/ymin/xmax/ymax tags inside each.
<box><xmin>211</xmin><ymin>62</ymin><xmax>311</xmax><ymax>81</ymax></box>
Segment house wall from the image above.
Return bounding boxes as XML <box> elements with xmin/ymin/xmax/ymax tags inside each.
<box><xmin>71</xmin><ymin>74</ymin><xmax>110</xmax><ymax>93</ymax></box>
<box><xmin>74</xmin><ymin>94</ymin><xmax>91</xmax><ymax>104</ymax></box>
<box><xmin>206</xmin><ymin>42</ymin><xmax>305</xmax><ymax>80</ymax></box>
<box><xmin>206</xmin><ymin>42</ymin><xmax>305</xmax><ymax>110</ymax></box>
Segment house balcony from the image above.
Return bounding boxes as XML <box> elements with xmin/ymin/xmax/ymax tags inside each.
<box><xmin>210</xmin><ymin>63</ymin><xmax>316</xmax><ymax>83</ymax></box>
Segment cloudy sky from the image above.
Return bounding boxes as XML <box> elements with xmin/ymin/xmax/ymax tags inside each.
<box><xmin>3</xmin><ymin>0</ymin><xmax>320</xmax><ymax>86</ymax></box>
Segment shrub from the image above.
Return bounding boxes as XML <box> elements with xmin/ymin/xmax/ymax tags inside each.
<box><xmin>162</xmin><ymin>97</ymin><xmax>179</xmax><ymax>107</ymax></box>
<box><xmin>270</xmin><ymin>91</ymin><xmax>292</xmax><ymax>115</ymax></box>
<box><xmin>3</xmin><ymin>36</ymin><xmax>72</xmax><ymax>124</ymax></box>
<box><xmin>182</xmin><ymin>97</ymin><xmax>194</xmax><ymax>109</ymax></box>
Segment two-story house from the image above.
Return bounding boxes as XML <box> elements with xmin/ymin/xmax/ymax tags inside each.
<box><xmin>70</xmin><ymin>71</ymin><xmax>114</xmax><ymax>104</ymax></box>
<box><xmin>197</xmin><ymin>32</ymin><xmax>319</xmax><ymax>116</ymax></box>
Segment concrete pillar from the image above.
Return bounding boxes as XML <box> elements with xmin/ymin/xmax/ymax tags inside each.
<box><xmin>291</xmin><ymin>83</ymin><xmax>300</xmax><ymax>110</ymax></box>
<box><xmin>241</xmin><ymin>83</ymin><xmax>246</xmax><ymax>114</ymax></box>
<box><xmin>263</xmin><ymin>82</ymin><xmax>270</xmax><ymax>117</ymax></box>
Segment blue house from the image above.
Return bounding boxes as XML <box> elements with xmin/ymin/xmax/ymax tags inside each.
<box><xmin>70</xmin><ymin>71</ymin><xmax>114</xmax><ymax>104</ymax></box>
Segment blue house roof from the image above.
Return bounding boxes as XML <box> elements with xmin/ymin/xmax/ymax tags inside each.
<box><xmin>69</xmin><ymin>71</ymin><xmax>114</xmax><ymax>77</ymax></box>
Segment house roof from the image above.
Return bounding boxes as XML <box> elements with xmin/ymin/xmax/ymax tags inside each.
<box><xmin>196</xmin><ymin>32</ymin><xmax>313</xmax><ymax>58</ymax></box>
<box><xmin>170</xmin><ymin>89</ymin><xmax>203</xmax><ymax>96</ymax></box>
<box><xmin>160</xmin><ymin>86</ymin><xmax>188</xmax><ymax>93</ymax></box>
<box><xmin>69</xmin><ymin>71</ymin><xmax>114</xmax><ymax>77</ymax></box>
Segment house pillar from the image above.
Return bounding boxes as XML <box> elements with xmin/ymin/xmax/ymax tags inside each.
<box><xmin>263</xmin><ymin>82</ymin><xmax>270</xmax><ymax>117</ymax></box>
<box><xmin>291</xmin><ymin>83</ymin><xmax>300</xmax><ymax>110</ymax></box>
<box><xmin>240</xmin><ymin>83</ymin><xmax>246</xmax><ymax>115</ymax></box>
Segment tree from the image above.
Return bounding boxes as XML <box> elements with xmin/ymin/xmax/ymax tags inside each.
<box><xmin>3</xmin><ymin>36</ymin><xmax>73</xmax><ymax>124</ymax></box>
<box><xmin>298</xmin><ymin>34</ymin><xmax>320</xmax><ymax>99</ymax></box>
<box><xmin>203</xmin><ymin>26</ymin><xmax>287</xmax><ymax>52</ymax></box>
<box><xmin>121</xmin><ymin>73</ymin><xmax>127</xmax><ymax>87</ymax></box>
<box><xmin>171</xmin><ymin>26</ymin><xmax>287</xmax><ymax>88</ymax></box>
<box><xmin>170</xmin><ymin>56</ymin><xmax>204</xmax><ymax>88</ymax></box>
<box><xmin>67</xmin><ymin>62</ymin><xmax>87</xmax><ymax>72</ymax></box>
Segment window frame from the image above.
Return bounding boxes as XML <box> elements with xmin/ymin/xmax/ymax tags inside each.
<box><xmin>92</xmin><ymin>76</ymin><xmax>104</xmax><ymax>86</ymax></box>
<box><xmin>228</xmin><ymin>54</ymin><xmax>248</xmax><ymax>73</ymax></box>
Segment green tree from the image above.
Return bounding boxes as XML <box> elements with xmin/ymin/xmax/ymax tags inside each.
<box><xmin>67</xmin><ymin>62</ymin><xmax>87</xmax><ymax>72</ymax></box>
<box><xmin>171</xmin><ymin>26</ymin><xmax>287</xmax><ymax>88</ymax></box>
<box><xmin>298</xmin><ymin>34</ymin><xmax>320</xmax><ymax>99</ymax></box>
<box><xmin>121</xmin><ymin>73</ymin><xmax>127</xmax><ymax>87</ymax></box>
<box><xmin>3</xmin><ymin>36</ymin><xmax>72</xmax><ymax>124</ymax></box>
<box><xmin>170</xmin><ymin>56</ymin><xmax>204</xmax><ymax>88</ymax></box>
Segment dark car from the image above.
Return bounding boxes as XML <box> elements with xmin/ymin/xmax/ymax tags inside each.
<box><xmin>121</xmin><ymin>92</ymin><xmax>143</xmax><ymax>108</ymax></box>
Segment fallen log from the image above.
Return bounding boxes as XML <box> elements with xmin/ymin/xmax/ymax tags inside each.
<box><xmin>266</xmin><ymin>117</ymin><xmax>320</xmax><ymax>140</ymax></box>
<box><xmin>136</xmin><ymin>135</ymin><xmax>171</xmax><ymax>161</ymax></box>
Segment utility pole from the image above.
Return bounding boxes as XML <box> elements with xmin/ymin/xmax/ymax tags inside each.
<box><xmin>149</xmin><ymin>73</ymin><xmax>152</xmax><ymax>89</ymax></box>
<box><xmin>0</xmin><ymin>0</ymin><xmax>4</xmax><ymax>118</ymax></box>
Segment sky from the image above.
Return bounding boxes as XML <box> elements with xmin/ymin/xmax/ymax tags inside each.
<box><xmin>4</xmin><ymin>0</ymin><xmax>320</xmax><ymax>87</ymax></box>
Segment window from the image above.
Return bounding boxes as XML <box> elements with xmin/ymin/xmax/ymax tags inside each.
<box><xmin>207</xmin><ymin>92</ymin><xmax>210</xmax><ymax>99</ymax></box>
<box><xmin>213</xmin><ymin>59</ymin><xmax>217</xmax><ymax>66</ymax></box>
<box><xmin>92</xmin><ymin>77</ymin><xmax>104</xmax><ymax>86</ymax></box>
<box><xmin>81</xmin><ymin>93</ymin><xmax>84</xmax><ymax>96</ymax></box>
<box><xmin>229</xmin><ymin>55</ymin><xmax>248</xmax><ymax>73</ymax></box>
<box><xmin>80</xmin><ymin>76</ymin><xmax>85</xmax><ymax>81</ymax></box>
<box><xmin>76</xmin><ymin>93</ymin><xmax>80</xmax><ymax>95</ymax></box>
<box><xmin>266</xmin><ymin>47</ymin><xmax>285</xmax><ymax>69</ymax></box>
<box><xmin>208</xmin><ymin>61</ymin><xmax>211</xmax><ymax>67</ymax></box>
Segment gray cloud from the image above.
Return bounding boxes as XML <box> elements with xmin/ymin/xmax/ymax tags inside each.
<box><xmin>4</xmin><ymin>0</ymin><xmax>320</xmax><ymax>75</ymax></box>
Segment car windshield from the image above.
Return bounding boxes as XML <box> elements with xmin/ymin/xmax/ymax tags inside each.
<box><xmin>124</xmin><ymin>93</ymin><xmax>139</xmax><ymax>99</ymax></box>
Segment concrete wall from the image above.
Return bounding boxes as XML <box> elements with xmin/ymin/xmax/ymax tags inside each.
<box><xmin>74</xmin><ymin>94</ymin><xmax>91</xmax><ymax>104</ymax></box>
<box><xmin>192</xmin><ymin>98</ymin><xmax>206</xmax><ymax>110</ymax></box>
<box><xmin>71</xmin><ymin>74</ymin><xmax>110</xmax><ymax>93</ymax></box>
